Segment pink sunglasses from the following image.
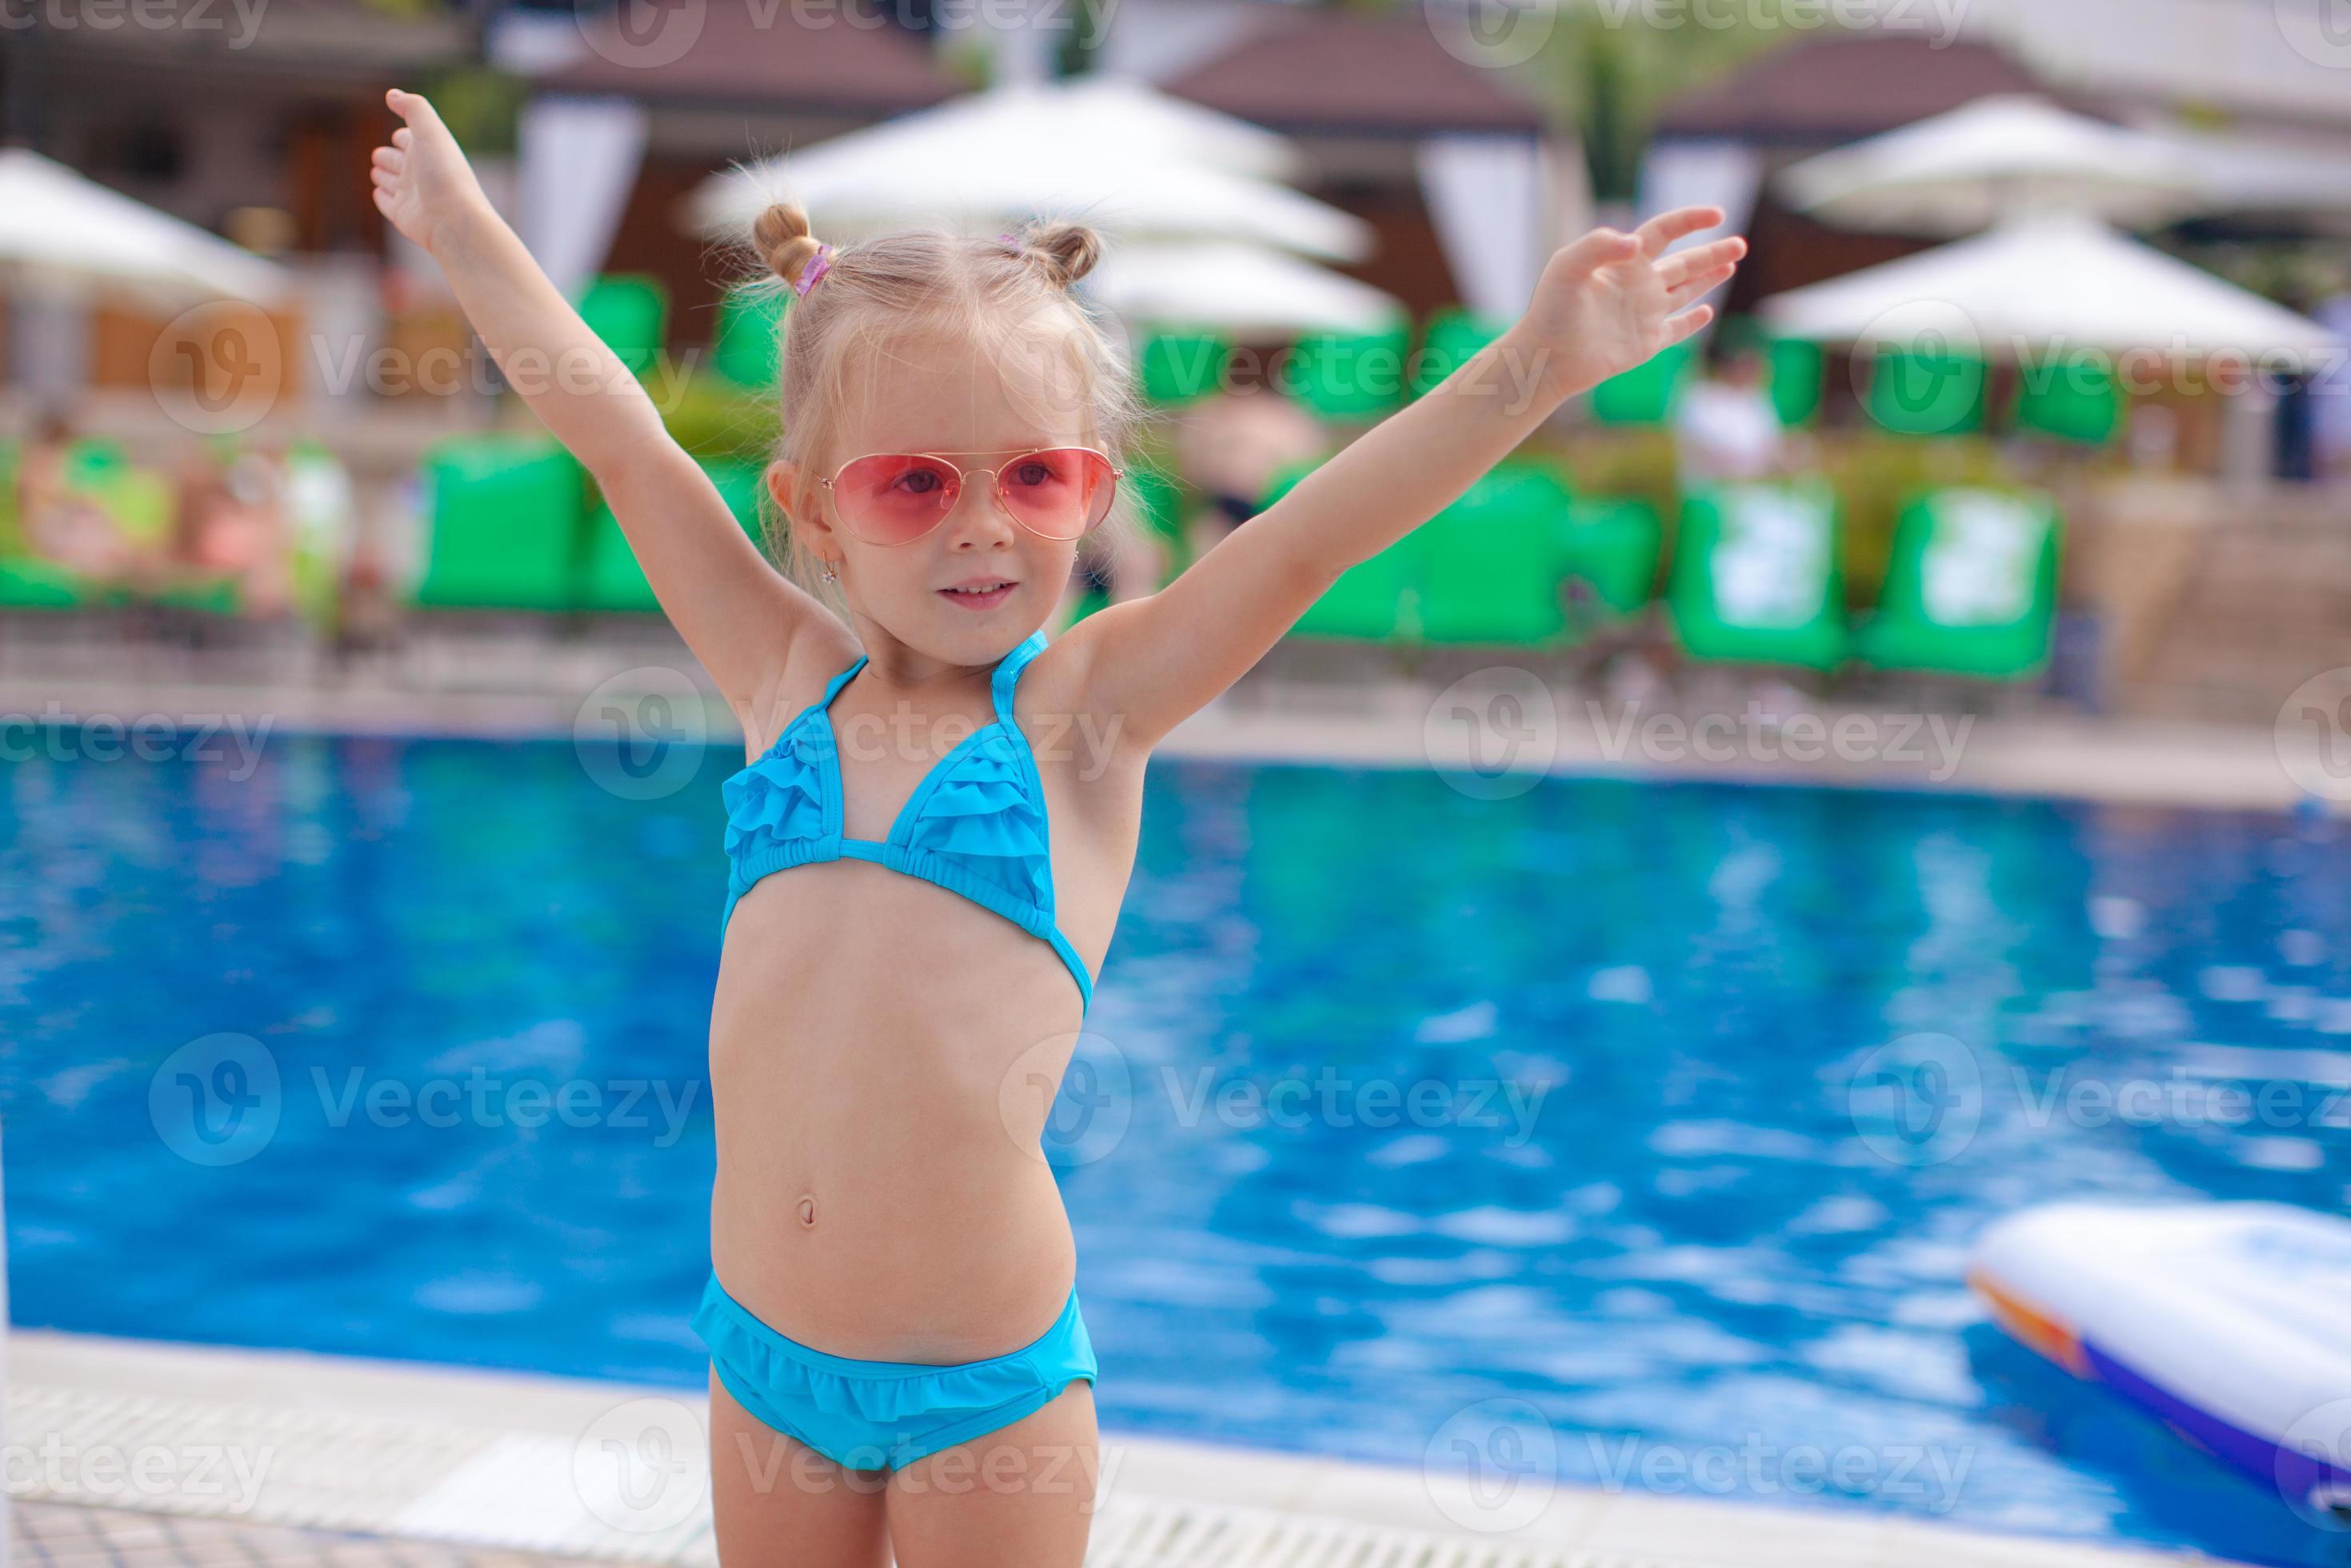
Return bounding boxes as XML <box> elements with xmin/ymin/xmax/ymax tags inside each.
<box><xmin>820</xmin><ymin>447</ymin><xmax>1122</xmax><ymax>546</ymax></box>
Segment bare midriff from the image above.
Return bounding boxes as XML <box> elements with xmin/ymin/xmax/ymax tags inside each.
<box><xmin>707</xmin><ymin>858</ymin><xmax>1087</xmax><ymax>1366</ymax></box>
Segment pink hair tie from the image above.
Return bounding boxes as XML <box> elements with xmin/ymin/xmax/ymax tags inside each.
<box><xmin>998</xmin><ymin>231</ymin><xmax>1021</xmax><ymax>251</ymax></box>
<box><xmin>794</xmin><ymin>242</ymin><xmax>834</xmax><ymax>297</ymax></box>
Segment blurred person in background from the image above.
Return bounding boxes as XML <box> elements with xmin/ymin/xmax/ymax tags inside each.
<box><xmin>18</xmin><ymin>410</ymin><xmax>139</xmax><ymax>581</ymax></box>
<box><xmin>174</xmin><ymin>434</ymin><xmax>295</xmax><ymax>617</ymax></box>
<box><xmin>1171</xmin><ymin>385</ymin><xmax>1325</xmax><ymax>564</ymax></box>
<box><xmin>1673</xmin><ymin>334</ymin><xmax>1787</xmax><ymax>491</ymax></box>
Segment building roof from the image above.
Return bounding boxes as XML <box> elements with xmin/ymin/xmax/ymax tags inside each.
<box><xmin>1657</xmin><ymin>33</ymin><xmax>2047</xmax><ymax>146</ymax></box>
<box><xmin>1162</xmin><ymin>9</ymin><xmax>1547</xmax><ymax>137</ymax></box>
<box><xmin>538</xmin><ymin>2</ymin><xmax>962</xmax><ymax>116</ymax></box>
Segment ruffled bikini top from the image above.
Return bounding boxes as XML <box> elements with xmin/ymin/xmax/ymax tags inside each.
<box><xmin>720</xmin><ymin>630</ymin><xmax>1094</xmax><ymax>1014</ymax></box>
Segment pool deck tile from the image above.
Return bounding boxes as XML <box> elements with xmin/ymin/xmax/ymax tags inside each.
<box><xmin>5</xmin><ymin>1331</ymin><xmax>2259</xmax><ymax>1568</ymax></box>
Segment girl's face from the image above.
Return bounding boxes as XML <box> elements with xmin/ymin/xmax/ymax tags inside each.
<box><xmin>778</xmin><ymin>326</ymin><xmax>1091</xmax><ymax>667</ymax></box>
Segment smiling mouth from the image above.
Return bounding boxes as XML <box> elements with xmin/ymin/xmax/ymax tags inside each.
<box><xmin>939</xmin><ymin>580</ymin><xmax>1017</xmax><ymax>609</ymax></box>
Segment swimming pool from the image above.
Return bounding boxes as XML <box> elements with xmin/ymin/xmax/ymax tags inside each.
<box><xmin>3</xmin><ymin>730</ymin><xmax>2345</xmax><ymax>1565</ymax></box>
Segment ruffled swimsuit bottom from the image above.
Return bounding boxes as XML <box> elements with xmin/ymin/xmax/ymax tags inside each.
<box><xmin>693</xmin><ymin>1272</ymin><xmax>1096</xmax><ymax>1470</ymax></box>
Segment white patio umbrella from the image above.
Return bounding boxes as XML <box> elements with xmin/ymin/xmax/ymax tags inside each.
<box><xmin>686</xmin><ymin>82</ymin><xmax>1371</xmax><ymax>262</ymax></box>
<box><xmin>1779</xmin><ymin>96</ymin><xmax>2212</xmax><ymax>238</ymax></box>
<box><xmin>0</xmin><ymin>147</ymin><xmax>291</xmax><ymax>307</ymax></box>
<box><xmin>1089</xmin><ymin>242</ymin><xmax>1404</xmax><ymax>337</ymax></box>
<box><xmin>1760</xmin><ymin>214</ymin><xmax>2341</xmax><ymax>364</ymax></box>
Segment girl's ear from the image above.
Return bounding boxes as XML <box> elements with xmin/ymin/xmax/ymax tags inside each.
<box><xmin>765</xmin><ymin>458</ymin><xmax>800</xmax><ymax>518</ymax></box>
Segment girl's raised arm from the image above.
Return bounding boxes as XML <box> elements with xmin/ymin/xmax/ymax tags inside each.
<box><xmin>370</xmin><ymin>89</ymin><xmax>823</xmax><ymax>717</ymax></box>
<box><xmin>1067</xmin><ymin>208</ymin><xmax>1744</xmax><ymax>751</ymax></box>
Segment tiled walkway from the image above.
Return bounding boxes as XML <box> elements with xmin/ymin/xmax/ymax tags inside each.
<box><xmin>6</xmin><ymin>1331</ymin><xmax>2252</xmax><ymax>1568</ymax></box>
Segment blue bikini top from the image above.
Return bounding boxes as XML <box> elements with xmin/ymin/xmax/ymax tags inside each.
<box><xmin>720</xmin><ymin>629</ymin><xmax>1094</xmax><ymax>1014</ymax></box>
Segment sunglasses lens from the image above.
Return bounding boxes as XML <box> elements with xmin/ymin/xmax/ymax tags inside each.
<box><xmin>834</xmin><ymin>454</ymin><xmax>961</xmax><ymax>543</ymax></box>
<box><xmin>998</xmin><ymin>448</ymin><xmax>1118</xmax><ymax>540</ymax></box>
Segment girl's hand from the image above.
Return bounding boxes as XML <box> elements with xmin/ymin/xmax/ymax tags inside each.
<box><xmin>369</xmin><ymin>88</ymin><xmax>493</xmax><ymax>258</ymax></box>
<box><xmin>1508</xmin><ymin>206</ymin><xmax>1748</xmax><ymax>406</ymax></box>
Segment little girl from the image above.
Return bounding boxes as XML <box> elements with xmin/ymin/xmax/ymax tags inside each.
<box><xmin>372</xmin><ymin>87</ymin><xmax>1741</xmax><ymax>1568</ymax></box>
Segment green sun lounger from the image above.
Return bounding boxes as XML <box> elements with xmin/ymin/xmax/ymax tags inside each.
<box><xmin>1855</xmin><ymin>487</ymin><xmax>2061</xmax><ymax>680</ymax></box>
<box><xmin>581</xmin><ymin>455</ymin><xmax>766</xmax><ymax>613</ymax></box>
<box><xmin>0</xmin><ymin>557</ymin><xmax>98</xmax><ymax>610</ymax></box>
<box><xmin>1866</xmin><ymin>346</ymin><xmax>1987</xmax><ymax>436</ymax></box>
<box><xmin>1413</xmin><ymin>308</ymin><xmax>1509</xmax><ymax>398</ymax></box>
<box><xmin>1415</xmin><ymin>465</ymin><xmax>1582</xmax><ymax>646</ymax></box>
<box><xmin>1556</xmin><ymin>496</ymin><xmax>1662</xmax><ymax>620</ymax></box>
<box><xmin>576</xmin><ymin>274</ymin><xmax>669</xmax><ymax>378</ymax></box>
<box><xmin>1590</xmin><ymin>337</ymin><xmax>1696</xmax><ymax>426</ymax></box>
<box><xmin>712</xmin><ymin>284</ymin><xmax>786</xmax><ymax>390</ymax></box>
<box><xmin>414</xmin><ymin>434</ymin><xmax>586</xmax><ymax>611</ymax></box>
<box><xmin>1286</xmin><ymin>325</ymin><xmax>1411</xmax><ymax>422</ymax></box>
<box><xmin>1667</xmin><ymin>480</ymin><xmax>1847</xmax><ymax>670</ymax></box>
<box><xmin>1139</xmin><ymin>331</ymin><xmax>1228</xmax><ymax>406</ymax></box>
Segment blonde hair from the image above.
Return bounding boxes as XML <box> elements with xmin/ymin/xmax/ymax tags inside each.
<box><xmin>740</xmin><ymin>202</ymin><xmax>1148</xmax><ymax>608</ymax></box>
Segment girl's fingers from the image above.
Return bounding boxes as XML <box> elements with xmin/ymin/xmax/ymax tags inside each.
<box><xmin>1635</xmin><ymin>206</ymin><xmax>1725</xmax><ymax>258</ymax></box>
<box><xmin>393</xmin><ymin>127</ymin><xmax>412</xmax><ymax>149</ymax></box>
<box><xmin>372</xmin><ymin>146</ymin><xmax>402</xmax><ymax>171</ymax></box>
<box><xmin>1665</xmin><ymin>264</ymin><xmax>1737</xmax><ymax>310</ymax></box>
<box><xmin>1662</xmin><ymin>304</ymin><xmax>1716</xmax><ymax>345</ymax></box>
<box><xmin>1656</xmin><ymin>237</ymin><xmax>1746</xmax><ymax>286</ymax></box>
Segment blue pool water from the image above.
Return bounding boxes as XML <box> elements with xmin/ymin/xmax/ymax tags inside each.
<box><xmin>3</xmin><ymin>731</ymin><xmax>2348</xmax><ymax>1565</ymax></box>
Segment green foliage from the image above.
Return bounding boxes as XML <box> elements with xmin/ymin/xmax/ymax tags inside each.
<box><xmin>1540</xmin><ymin>8</ymin><xmax>1805</xmax><ymax>202</ymax></box>
<box><xmin>425</xmin><ymin>66</ymin><xmax>526</xmax><ymax>158</ymax></box>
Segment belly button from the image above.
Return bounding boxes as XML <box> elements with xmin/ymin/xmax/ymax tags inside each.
<box><xmin>797</xmin><ymin>1195</ymin><xmax>818</xmax><ymax>1230</ymax></box>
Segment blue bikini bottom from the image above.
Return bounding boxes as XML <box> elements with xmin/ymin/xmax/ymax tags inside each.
<box><xmin>693</xmin><ymin>1272</ymin><xmax>1096</xmax><ymax>1471</ymax></box>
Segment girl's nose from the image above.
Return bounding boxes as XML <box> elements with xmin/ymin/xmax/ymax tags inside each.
<box><xmin>944</xmin><ymin>469</ymin><xmax>1018</xmax><ymax>546</ymax></box>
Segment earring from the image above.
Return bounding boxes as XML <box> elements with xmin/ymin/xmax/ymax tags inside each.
<box><xmin>822</xmin><ymin>562</ymin><xmax>838</xmax><ymax>584</ymax></box>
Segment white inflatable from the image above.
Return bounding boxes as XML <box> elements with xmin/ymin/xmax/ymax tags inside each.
<box><xmin>1969</xmin><ymin>1202</ymin><xmax>2351</xmax><ymax>1526</ymax></box>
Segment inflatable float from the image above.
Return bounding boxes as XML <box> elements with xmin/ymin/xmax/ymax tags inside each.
<box><xmin>1969</xmin><ymin>1202</ymin><xmax>2351</xmax><ymax>1526</ymax></box>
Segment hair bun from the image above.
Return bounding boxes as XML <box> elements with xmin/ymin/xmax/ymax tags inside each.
<box><xmin>1019</xmin><ymin>222</ymin><xmax>1101</xmax><ymax>290</ymax></box>
<box><xmin>753</xmin><ymin>201</ymin><xmax>826</xmax><ymax>290</ymax></box>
